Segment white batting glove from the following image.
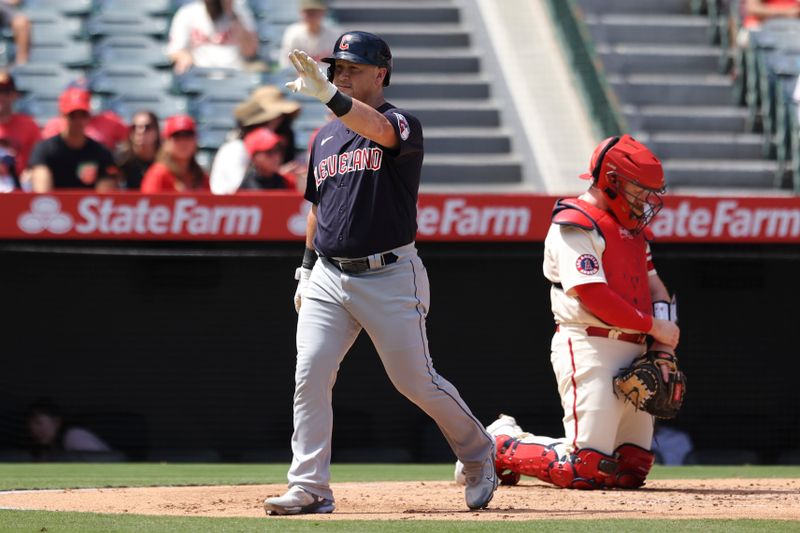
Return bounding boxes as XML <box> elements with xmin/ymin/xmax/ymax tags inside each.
<box><xmin>293</xmin><ymin>266</ymin><xmax>312</xmax><ymax>313</ymax></box>
<box><xmin>285</xmin><ymin>49</ymin><xmax>338</xmax><ymax>104</ymax></box>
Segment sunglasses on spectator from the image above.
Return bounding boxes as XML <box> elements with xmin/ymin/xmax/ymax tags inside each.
<box><xmin>132</xmin><ymin>123</ymin><xmax>155</xmax><ymax>131</ymax></box>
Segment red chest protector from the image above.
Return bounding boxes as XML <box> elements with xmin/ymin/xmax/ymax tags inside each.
<box><xmin>552</xmin><ymin>198</ymin><xmax>652</xmax><ymax>315</ymax></box>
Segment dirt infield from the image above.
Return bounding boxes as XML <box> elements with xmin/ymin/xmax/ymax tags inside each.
<box><xmin>1</xmin><ymin>479</ymin><xmax>799</xmax><ymax>521</ymax></box>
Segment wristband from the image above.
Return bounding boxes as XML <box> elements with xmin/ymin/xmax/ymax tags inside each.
<box><xmin>653</xmin><ymin>301</ymin><xmax>670</xmax><ymax>321</ymax></box>
<box><xmin>326</xmin><ymin>90</ymin><xmax>353</xmax><ymax>117</ymax></box>
<box><xmin>302</xmin><ymin>247</ymin><xmax>317</xmax><ymax>269</ymax></box>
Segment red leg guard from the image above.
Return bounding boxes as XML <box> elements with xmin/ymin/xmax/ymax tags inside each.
<box><xmin>495</xmin><ymin>435</ymin><xmax>556</xmax><ymax>484</ymax></box>
<box><xmin>548</xmin><ymin>448</ymin><xmax>618</xmax><ymax>490</ymax></box>
<box><xmin>613</xmin><ymin>443</ymin><xmax>655</xmax><ymax>489</ymax></box>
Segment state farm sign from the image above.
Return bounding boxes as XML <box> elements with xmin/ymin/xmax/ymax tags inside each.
<box><xmin>651</xmin><ymin>198</ymin><xmax>800</xmax><ymax>241</ymax></box>
<box><xmin>19</xmin><ymin>196</ymin><xmax>262</xmax><ymax>236</ymax></box>
<box><xmin>417</xmin><ymin>198</ymin><xmax>531</xmax><ymax>238</ymax></box>
<box><xmin>0</xmin><ymin>192</ymin><xmax>799</xmax><ymax>242</ymax></box>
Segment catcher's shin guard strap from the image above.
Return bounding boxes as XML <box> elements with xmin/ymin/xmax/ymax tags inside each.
<box><xmin>613</xmin><ymin>443</ymin><xmax>655</xmax><ymax>488</ymax></box>
<box><xmin>494</xmin><ymin>435</ymin><xmax>556</xmax><ymax>483</ymax></box>
<box><xmin>548</xmin><ymin>448</ymin><xmax>618</xmax><ymax>490</ymax></box>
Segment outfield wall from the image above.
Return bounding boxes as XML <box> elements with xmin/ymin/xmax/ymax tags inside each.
<box><xmin>0</xmin><ymin>238</ymin><xmax>798</xmax><ymax>464</ymax></box>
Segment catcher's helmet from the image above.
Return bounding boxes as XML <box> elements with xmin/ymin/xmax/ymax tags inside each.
<box><xmin>322</xmin><ymin>31</ymin><xmax>392</xmax><ymax>86</ymax></box>
<box><xmin>580</xmin><ymin>134</ymin><xmax>665</xmax><ymax>234</ymax></box>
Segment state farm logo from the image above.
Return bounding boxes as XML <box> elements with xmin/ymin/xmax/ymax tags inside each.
<box><xmin>18</xmin><ymin>196</ymin><xmax>73</xmax><ymax>234</ymax></box>
<box><xmin>17</xmin><ymin>196</ymin><xmax>263</xmax><ymax>237</ymax></box>
<box><xmin>417</xmin><ymin>198</ymin><xmax>530</xmax><ymax>237</ymax></box>
<box><xmin>652</xmin><ymin>200</ymin><xmax>800</xmax><ymax>239</ymax></box>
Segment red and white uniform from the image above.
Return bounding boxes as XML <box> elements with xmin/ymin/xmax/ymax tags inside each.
<box><xmin>543</xmin><ymin>197</ymin><xmax>655</xmax><ymax>456</ymax></box>
<box><xmin>478</xmin><ymin>196</ymin><xmax>661</xmax><ymax>490</ymax></box>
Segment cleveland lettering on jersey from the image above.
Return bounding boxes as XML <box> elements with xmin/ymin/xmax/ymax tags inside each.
<box><xmin>313</xmin><ymin>147</ymin><xmax>384</xmax><ymax>187</ymax></box>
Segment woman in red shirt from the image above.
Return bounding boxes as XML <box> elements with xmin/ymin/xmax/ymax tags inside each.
<box><xmin>140</xmin><ymin>114</ymin><xmax>209</xmax><ymax>193</ymax></box>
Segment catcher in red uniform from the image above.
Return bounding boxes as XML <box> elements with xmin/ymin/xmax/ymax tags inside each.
<box><xmin>457</xmin><ymin>135</ymin><xmax>684</xmax><ymax>490</ymax></box>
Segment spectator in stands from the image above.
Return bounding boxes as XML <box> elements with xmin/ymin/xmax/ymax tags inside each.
<box><xmin>736</xmin><ymin>0</ymin><xmax>800</xmax><ymax>48</ymax></box>
<box><xmin>25</xmin><ymin>397</ymin><xmax>112</xmax><ymax>462</ymax></box>
<box><xmin>742</xmin><ymin>0</ymin><xmax>800</xmax><ymax>29</ymax></box>
<box><xmin>1</xmin><ymin>1</ymin><xmax>30</xmax><ymax>65</ymax></box>
<box><xmin>42</xmin><ymin>85</ymin><xmax>129</xmax><ymax>153</ymax></box>
<box><xmin>0</xmin><ymin>147</ymin><xmax>19</xmax><ymax>192</ymax></box>
<box><xmin>0</xmin><ymin>70</ymin><xmax>41</xmax><ymax>178</ymax></box>
<box><xmin>167</xmin><ymin>0</ymin><xmax>260</xmax><ymax>74</ymax></box>
<box><xmin>115</xmin><ymin>110</ymin><xmax>161</xmax><ymax>190</ymax></box>
<box><xmin>278</xmin><ymin>0</ymin><xmax>340</xmax><ymax>70</ymax></box>
<box><xmin>651</xmin><ymin>422</ymin><xmax>694</xmax><ymax>466</ymax></box>
<box><xmin>210</xmin><ymin>85</ymin><xmax>300</xmax><ymax>194</ymax></box>
<box><xmin>140</xmin><ymin>114</ymin><xmax>209</xmax><ymax>193</ymax></box>
<box><xmin>28</xmin><ymin>87</ymin><xmax>118</xmax><ymax>192</ymax></box>
<box><xmin>240</xmin><ymin>127</ymin><xmax>295</xmax><ymax>190</ymax></box>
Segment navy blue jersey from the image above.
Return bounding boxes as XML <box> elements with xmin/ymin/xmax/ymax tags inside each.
<box><xmin>304</xmin><ymin>102</ymin><xmax>423</xmax><ymax>258</ymax></box>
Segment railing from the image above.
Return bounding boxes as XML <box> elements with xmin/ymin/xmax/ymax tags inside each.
<box><xmin>543</xmin><ymin>0</ymin><xmax>627</xmax><ymax>137</ymax></box>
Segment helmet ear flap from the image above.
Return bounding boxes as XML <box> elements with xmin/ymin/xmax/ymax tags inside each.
<box><xmin>327</xmin><ymin>63</ymin><xmax>334</xmax><ymax>83</ymax></box>
<box><xmin>591</xmin><ymin>135</ymin><xmax>621</xmax><ymax>181</ymax></box>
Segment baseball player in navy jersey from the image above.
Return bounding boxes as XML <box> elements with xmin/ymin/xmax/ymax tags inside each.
<box><xmin>263</xmin><ymin>31</ymin><xmax>497</xmax><ymax>516</ymax></box>
<box><xmin>455</xmin><ymin>135</ymin><xmax>680</xmax><ymax>490</ymax></box>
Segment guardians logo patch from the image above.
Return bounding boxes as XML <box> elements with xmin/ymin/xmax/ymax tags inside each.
<box><xmin>575</xmin><ymin>254</ymin><xmax>600</xmax><ymax>275</ymax></box>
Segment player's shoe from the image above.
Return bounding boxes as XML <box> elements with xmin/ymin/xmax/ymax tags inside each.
<box><xmin>263</xmin><ymin>487</ymin><xmax>335</xmax><ymax>516</ymax></box>
<box><xmin>455</xmin><ymin>414</ymin><xmax>529</xmax><ymax>486</ymax></box>
<box><xmin>462</xmin><ymin>453</ymin><xmax>498</xmax><ymax>510</ymax></box>
<box><xmin>486</xmin><ymin>413</ymin><xmax>525</xmax><ymax>438</ymax></box>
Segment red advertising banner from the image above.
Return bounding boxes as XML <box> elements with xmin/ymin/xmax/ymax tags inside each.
<box><xmin>0</xmin><ymin>191</ymin><xmax>798</xmax><ymax>243</ymax></box>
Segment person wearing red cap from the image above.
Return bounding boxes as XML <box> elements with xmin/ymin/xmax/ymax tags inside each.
<box><xmin>0</xmin><ymin>69</ymin><xmax>40</xmax><ymax>180</ymax></box>
<box><xmin>140</xmin><ymin>114</ymin><xmax>209</xmax><ymax>193</ymax></box>
<box><xmin>238</xmin><ymin>127</ymin><xmax>295</xmax><ymax>190</ymax></box>
<box><xmin>41</xmin><ymin>87</ymin><xmax>129</xmax><ymax>153</ymax></box>
<box><xmin>28</xmin><ymin>87</ymin><xmax>118</xmax><ymax>192</ymax></box>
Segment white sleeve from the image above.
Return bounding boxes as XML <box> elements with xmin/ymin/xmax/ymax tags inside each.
<box><xmin>210</xmin><ymin>140</ymin><xmax>249</xmax><ymax>194</ymax></box>
<box><xmin>234</xmin><ymin>0</ymin><xmax>257</xmax><ymax>31</ymax></box>
<box><xmin>279</xmin><ymin>24</ymin><xmax>300</xmax><ymax>70</ymax></box>
<box><xmin>167</xmin><ymin>6</ymin><xmax>191</xmax><ymax>55</ymax></box>
<box><xmin>553</xmin><ymin>225</ymin><xmax>607</xmax><ymax>294</ymax></box>
<box><xmin>63</xmin><ymin>427</ymin><xmax>111</xmax><ymax>452</ymax></box>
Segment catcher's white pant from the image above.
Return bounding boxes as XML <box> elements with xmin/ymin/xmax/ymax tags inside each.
<box><xmin>551</xmin><ymin>324</ymin><xmax>654</xmax><ymax>455</ymax></box>
<box><xmin>287</xmin><ymin>242</ymin><xmax>494</xmax><ymax>500</ymax></box>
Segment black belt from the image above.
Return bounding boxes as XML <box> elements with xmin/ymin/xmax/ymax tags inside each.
<box><xmin>324</xmin><ymin>252</ymin><xmax>399</xmax><ymax>274</ymax></box>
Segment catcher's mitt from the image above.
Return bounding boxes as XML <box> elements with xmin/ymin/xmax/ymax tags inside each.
<box><xmin>613</xmin><ymin>351</ymin><xmax>686</xmax><ymax>419</ymax></box>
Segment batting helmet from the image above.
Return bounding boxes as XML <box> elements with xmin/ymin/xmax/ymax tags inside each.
<box><xmin>322</xmin><ymin>31</ymin><xmax>392</xmax><ymax>86</ymax></box>
<box><xmin>580</xmin><ymin>134</ymin><xmax>665</xmax><ymax>234</ymax></box>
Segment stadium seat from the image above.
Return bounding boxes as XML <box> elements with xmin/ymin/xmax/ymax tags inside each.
<box><xmin>27</xmin><ymin>41</ymin><xmax>92</xmax><ymax>68</ymax></box>
<box><xmin>85</xmin><ymin>12</ymin><xmax>170</xmax><ymax>39</ymax></box>
<box><xmin>93</xmin><ymin>35</ymin><xmax>171</xmax><ymax>69</ymax></box>
<box><xmin>89</xmin><ymin>65</ymin><xmax>174</xmax><ymax>97</ymax></box>
<box><xmin>249</xmin><ymin>0</ymin><xmax>300</xmax><ymax>23</ymax></box>
<box><xmin>7</xmin><ymin>11</ymin><xmax>84</xmax><ymax>44</ymax></box>
<box><xmin>10</xmin><ymin>63</ymin><xmax>75</xmax><ymax>97</ymax></box>
<box><xmin>15</xmin><ymin>93</ymin><xmax>61</xmax><ymax>125</ymax></box>
<box><xmin>21</xmin><ymin>0</ymin><xmax>94</xmax><ymax>16</ymax></box>
<box><xmin>105</xmin><ymin>92</ymin><xmax>189</xmax><ymax>122</ymax></box>
<box><xmin>96</xmin><ymin>0</ymin><xmax>176</xmax><ymax>16</ymax></box>
<box><xmin>190</xmin><ymin>93</ymin><xmax>245</xmax><ymax>128</ymax></box>
<box><xmin>196</xmin><ymin>124</ymin><xmax>231</xmax><ymax>151</ymax></box>
<box><xmin>174</xmin><ymin>67</ymin><xmax>262</xmax><ymax>96</ymax></box>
